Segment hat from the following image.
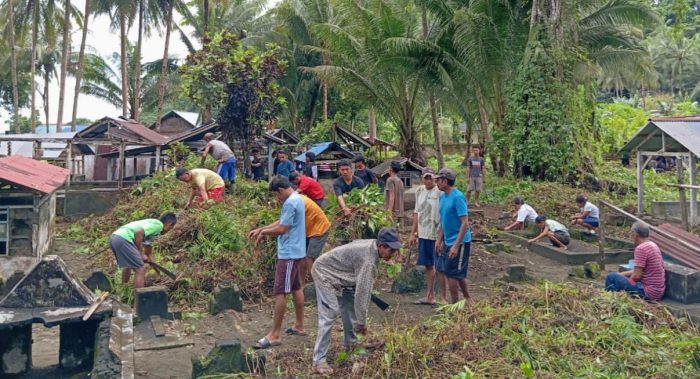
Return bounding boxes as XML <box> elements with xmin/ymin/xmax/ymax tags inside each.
<box><xmin>377</xmin><ymin>228</ymin><xmax>402</xmax><ymax>250</ymax></box>
<box><xmin>421</xmin><ymin>167</ymin><xmax>436</xmax><ymax>177</ymax></box>
<box><xmin>435</xmin><ymin>168</ymin><xmax>456</xmax><ymax>181</ymax></box>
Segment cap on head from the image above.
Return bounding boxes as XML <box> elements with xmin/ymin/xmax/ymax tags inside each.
<box><xmin>377</xmin><ymin>227</ymin><xmax>402</xmax><ymax>250</ymax></box>
<box><xmin>435</xmin><ymin>168</ymin><xmax>456</xmax><ymax>181</ymax></box>
<box><xmin>390</xmin><ymin>161</ymin><xmax>402</xmax><ymax>173</ymax></box>
<box><xmin>421</xmin><ymin>167</ymin><xmax>436</xmax><ymax>178</ymax></box>
<box><xmin>175</xmin><ymin>167</ymin><xmax>188</xmax><ymax>178</ymax></box>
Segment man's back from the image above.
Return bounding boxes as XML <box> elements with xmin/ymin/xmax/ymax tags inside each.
<box><xmin>313</xmin><ymin>240</ymin><xmax>377</xmax><ymax>288</ymax></box>
<box><xmin>208</xmin><ymin>140</ymin><xmax>234</xmax><ymax>161</ymax></box>
<box><xmin>298</xmin><ymin>176</ymin><xmax>325</xmax><ymax>201</ymax></box>
<box><xmin>190</xmin><ymin>169</ymin><xmax>225</xmax><ymax>190</ymax></box>
<box><xmin>634</xmin><ymin>241</ymin><xmax>665</xmax><ymax>300</ymax></box>
<box><xmin>278</xmin><ymin>193</ymin><xmax>306</xmax><ymax>259</ymax></box>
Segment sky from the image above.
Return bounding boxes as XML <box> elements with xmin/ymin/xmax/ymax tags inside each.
<box><xmin>0</xmin><ymin>0</ymin><xmax>197</xmax><ymax>132</ymax></box>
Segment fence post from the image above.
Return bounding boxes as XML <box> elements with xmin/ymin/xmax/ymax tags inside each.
<box><xmin>597</xmin><ymin>201</ymin><xmax>605</xmax><ymax>269</ymax></box>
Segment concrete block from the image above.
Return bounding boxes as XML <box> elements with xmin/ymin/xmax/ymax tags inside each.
<box><xmin>391</xmin><ymin>268</ymin><xmax>425</xmax><ymax>294</ymax></box>
<box><xmin>0</xmin><ymin>324</ymin><xmax>31</xmax><ymax>376</ymax></box>
<box><xmin>303</xmin><ymin>283</ymin><xmax>317</xmax><ymax>304</ymax></box>
<box><xmin>209</xmin><ymin>282</ymin><xmax>243</xmax><ymax>315</ymax></box>
<box><xmin>59</xmin><ymin>319</ymin><xmax>99</xmax><ymax>369</ymax></box>
<box><xmin>191</xmin><ymin>339</ymin><xmax>243</xmax><ymax>378</ymax></box>
<box><xmin>505</xmin><ymin>265</ymin><xmax>526</xmax><ymax>282</ymax></box>
<box><xmin>664</xmin><ymin>263</ymin><xmax>700</xmax><ymax>304</ymax></box>
<box><xmin>84</xmin><ymin>271</ymin><xmax>113</xmax><ymax>293</ymax></box>
<box><xmin>91</xmin><ymin>318</ymin><xmax>122</xmax><ymax>379</ymax></box>
<box><xmin>135</xmin><ymin>286</ymin><xmax>169</xmax><ymax>322</ymax></box>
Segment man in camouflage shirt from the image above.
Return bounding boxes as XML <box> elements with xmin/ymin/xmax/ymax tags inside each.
<box><xmin>311</xmin><ymin>228</ymin><xmax>402</xmax><ymax>375</ymax></box>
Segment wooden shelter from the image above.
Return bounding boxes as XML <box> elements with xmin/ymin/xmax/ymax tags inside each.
<box><xmin>371</xmin><ymin>157</ymin><xmax>424</xmax><ymax>188</ymax></box>
<box><xmin>148</xmin><ymin>110</ymin><xmax>200</xmax><ymax>137</ymax></box>
<box><xmin>619</xmin><ymin>116</ymin><xmax>700</xmax><ymax>224</ymax></box>
<box><xmin>294</xmin><ymin>142</ymin><xmax>356</xmax><ymax>179</ymax></box>
<box><xmin>332</xmin><ymin>123</ymin><xmax>373</xmax><ymax>152</ymax></box>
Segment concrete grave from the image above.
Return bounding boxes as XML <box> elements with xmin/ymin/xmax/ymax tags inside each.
<box><xmin>664</xmin><ymin>263</ymin><xmax>700</xmax><ymax>304</ymax></box>
<box><xmin>0</xmin><ymin>324</ymin><xmax>32</xmax><ymax>376</ymax></box>
<box><xmin>59</xmin><ymin>319</ymin><xmax>100</xmax><ymax>369</ymax></box>
<box><xmin>391</xmin><ymin>268</ymin><xmax>426</xmax><ymax>294</ymax></box>
<box><xmin>209</xmin><ymin>282</ymin><xmax>244</xmax><ymax>314</ymax></box>
<box><xmin>135</xmin><ymin>286</ymin><xmax>169</xmax><ymax>321</ymax></box>
<box><xmin>504</xmin><ymin>264</ymin><xmax>527</xmax><ymax>282</ymax></box>
<box><xmin>191</xmin><ymin>339</ymin><xmax>244</xmax><ymax>378</ymax></box>
<box><xmin>84</xmin><ymin>271</ymin><xmax>113</xmax><ymax>293</ymax></box>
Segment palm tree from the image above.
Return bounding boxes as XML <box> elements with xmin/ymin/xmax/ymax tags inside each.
<box><xmin>55</xmin><ymin>0</ymin><xmax>71</xmax><ymax>129</ymax></box>
<box><xmin>71</xmin><ymin>0</ymin><xmax>90</xmax><ymax>131</ymax></box>
<box><xmin>7</xmin><ymin>0</ymin><xmax>20</xmax><ymax>132</ymax></box>
<box><xmin>155</xmin><ymin>0</ymin><xmax>175</xmax><ymax>131</ymax></box>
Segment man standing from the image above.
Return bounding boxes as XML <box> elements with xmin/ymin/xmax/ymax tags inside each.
<box><xmin>311</xmin><ymin>228</ymin><xmax>402</xmax><ymax>374</ymax></box>
<box><xmin>304</xmin><ymin>152</ymin><xmax>319</xmax><ymax>181</ymax></box>
<box><xmin>333</xmin><ymin>159</ymin><xmax>366</xmax><ymax>216</ymax></box>
<box><xmin>384</xmin><ymin>161</ymin><xmax>404</xmax><ymax>222</ymax></box>
<box><xmin>201</xmin><ymin>133</ymin><xmax>236</xmax><ymax>189</ymax></box>
<box><xmin>435</xmin><ymin>168</ymin><xmax>472</xmax><ymax>304</ymax></box>
<box><xmin>250</xmin><ymin>148</ymin><xmax>265</xmax><ymax>181</ymax></box>
<box><xmin>300</xmin><ymin>195</ymin><xmax>331</xmax><ymax>287</ymax></box>
<box><xmin>605</xmin><ymin>222</ymin><xmax>665</xmax><ymax>301</ymax></box>
<box><xmin>176</xmin><ymin>167</ymin><xmax>225</xmax><ymax>208</ymax></box>
<box><xmin>466</xmin><ymin>147</ymin><xmax>485</xmax><ymax>207</ymax></box>
<box><xmin>408</xmin><ymin>168</ymin><xmax>445</xmax><ymax>305</ymax></box>
<box><xmin>504</xmin><ymin>197</ymin><xmax>538</xmax><ymax>231</ymax></box>
<box><xmin>274</xmin><ymin>150</ymin><xmax>295</xmax><ymax>178</ymax></box>
<box><xmin>109</xmin><ymin>213</ymin><xmax>177</xmax><ymax>289</ymax></box>
<box><xmin>290</xmin><ymin>172</ymin><xmax>325</xmax><ymax>207</ymax></box>
<box><xmin>248</xmin><ymin>176</ymin><xmax>306</xmax><ymax>349</ymax></box>
<box><xmin>353</xmin><ymin>155</ymin><xmax>378</xmax><ymax>187</ymax></box>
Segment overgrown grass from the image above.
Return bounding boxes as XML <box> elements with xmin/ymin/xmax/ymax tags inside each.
<box><xmin>319</xmin><ymin>282</ymin><xmax>700</xmax><ymax>378</ymax></box>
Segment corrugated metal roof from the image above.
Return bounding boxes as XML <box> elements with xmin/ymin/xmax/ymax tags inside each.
<box><xmin>77</xmin><ymin>117</ymin><xmax>169</xmax><ymax>145</ymax></box>
<box><xmin>620</xmin><ymin>117</ymin><xmax>700</xmax><ymax>156</ymax></box>
<box><xmin>294</xmin><ymin>142</ymin><xmax>355</xmax><ymax>162</ymax></box>
<box><xmin>0</xmin><ymin>155</ymin><xmax>70</xmax><ymax>194</ymax></box>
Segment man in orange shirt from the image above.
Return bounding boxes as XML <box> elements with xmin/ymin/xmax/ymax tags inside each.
<box><xmin>300</xmin><ymin>195</ymin><xmax>331</xmax><ymax>286</ymax></box>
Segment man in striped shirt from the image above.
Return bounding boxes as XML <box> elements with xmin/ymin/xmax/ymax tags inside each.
<box><xmin>605</xmin><ymin>221</ymin><xmax>665</xmax><ymax>301</ymax></box>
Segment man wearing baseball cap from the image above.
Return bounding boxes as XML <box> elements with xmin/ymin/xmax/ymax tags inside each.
<box><xmin>311</xmin><ymin>227</ymin><xmax>401</xmax><ymax>374</ymax></box>
<box><xmin>409</xmin><ymin>167</ymin><xmax>446</xmax><ymax>305</ymax></box>
<box><xmin>435</xmin><ymin>168</ymin><xmax>472</xmax><ymax>304</ymax></box>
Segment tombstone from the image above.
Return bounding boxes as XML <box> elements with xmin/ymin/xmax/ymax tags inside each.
<box><xmin>209</xmin><ymin>282</ymin><xmax>243</xmax><ymax>315</ymax></box>
<box><xmin>83</xmin><ymin>271</ymin><xmax>113</xmax><ymax>293</ymax></box>
<box><xmin>135</xmin><ymin>286</ymin><xmax>169</xmax><ymax>322</ymax></box>
<box><xmin>191</xmin><ymin>339</ymin><xmax>243</xmax><ymax>378</ymax></box>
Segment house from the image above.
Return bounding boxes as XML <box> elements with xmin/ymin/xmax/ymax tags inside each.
<box><xmin>148</xmin><ymin>110</ymin><xmax>200</xmax><ymax>137</ymax></box>
<box><xmin>0</xmin><ymin>155</ymin><xmax>70</xmax><ymax>278</ymax></box>
<box><xmin>0</xmin><ymin>132</ymin><xmax>94</xmax><ymax>179</ymax></box>
<box><xmin>371</xmin><ymin>157</ymin><xmax>424</xmax><ymax>189</ymax></box>
<box><xmin>293</xmin><ymin>142</ymin><xmax>356</xmax><ymax>179</ymax></box>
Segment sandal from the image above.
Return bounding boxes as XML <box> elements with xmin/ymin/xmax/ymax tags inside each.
<box><xmin>314</xmin><ymin>361</ymin><xmax>334</xmax><ymax>375</ymax></box>
<box><xmin>253</xmin><ymin>336</ymin><xmax>281</xmax><ymax>350</ymax></box>
<box><xmin>285</xmin><ymin>327</ymin><xmax>308</xmax><ymax>336</ymax></box>
<box><xmin>413</xmin><ymin>298</ymin><xmax>436</xmax><ymax>305</ymax></box>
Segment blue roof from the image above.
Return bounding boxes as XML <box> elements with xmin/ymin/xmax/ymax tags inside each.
<box><xmin>294</xmin><ymin>142</ymin><xmax>355</xmax><ymax>162</ymax></box>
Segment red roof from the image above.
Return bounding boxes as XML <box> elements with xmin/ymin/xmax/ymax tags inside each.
<box><xmin>0</xmin><ymin>155</ymin><xmax>70</xmax><ymax>194</ymax></box>
<box><xmin>117</xmin><ymin>118</ymin><xmax>170</xmax><ymax>145</ymax></box>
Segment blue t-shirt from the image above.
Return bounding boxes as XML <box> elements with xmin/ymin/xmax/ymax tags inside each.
<box><xmin>278</xmin><ymin>192</ymin><xmax>306</xmax><ymax>259</ymax></box>
<box><xmin>439</xmin><ymin>188</ymin><xmax>471</xmax><ymax>246</ymax></box>
<box><xmin>275</xmin><ymin>160</ymin><xmax>295</xmax><ymax>178</ymax></box>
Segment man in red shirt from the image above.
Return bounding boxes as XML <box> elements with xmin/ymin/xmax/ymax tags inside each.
<box><xmin>290</xmin><ymin>172</ymin><xmax>325</xmax><ymax>207</ymax></box>
<box><xmin>605</xmin><ymin>221</ymin><xmax>665</xmax><ymax>301</ymax></box>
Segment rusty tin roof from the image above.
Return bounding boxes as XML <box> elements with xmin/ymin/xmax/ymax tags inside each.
<box><xmin>0</xmin><ymin>155</ymin><xmax>70</xmax><ymax>194</ymax></box>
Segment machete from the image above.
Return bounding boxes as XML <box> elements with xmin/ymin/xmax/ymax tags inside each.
<box><xmin>371</xmin><ymin>294</ymin><xmax>390</xmax><ymax>311</ymax></box>
<box><xmin>147</xmin><ymin>261</ymin><xmax>177</xmax><ymax>280</ymax></box>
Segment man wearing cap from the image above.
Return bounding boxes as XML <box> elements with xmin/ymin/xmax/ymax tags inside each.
<box><xmin>311</xmin><ymin>227</ymin><xmax>401</xmax><ymax>374</ymax></box>
<box><xmin>435</xmin><ymin>168</ymin><xmax>472</xmax><ymax>304</ymax></box>
<box><xmin>201</xmin><ymin>133</ymin><xmax>236</xmax><ymax>189</ymax></box>
<box><xmin>176</xmin><ymin>167</ymin><xmax>226</xmax><ymax>208</ymax></box>
<box><xmin>409</xmin><ymin>167</ymin><xmax>445</xmax><ymax>305</ymax></box>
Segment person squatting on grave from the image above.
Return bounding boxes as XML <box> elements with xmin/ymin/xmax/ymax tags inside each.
<box><xmin>605</xmin><ymin>221</ymin><xmax>665</xmax><ymax>301</ymax></box>
<box><xmin>435</xmin><ymin>168</ymin><xmax>472</xmax><ymax>304</ymax></box>
<box><xmin>571</xmin><ymin>195</ymin><xmax>600</xmax><ymax>234</ymax></box>
<box><xmin>528</xmin><ymin>215</ymin><xmax>570</xmax><ymax>250</ymax></box>
<box><xmin>176</xmin><ymin>167</ymin><xmax>226</xmax><ymax>208</ymax></box>
<box><xmin>248</xmin><ymin>176</ymin><xmax>307</xmax><ymax>349</ymax></box>
<box><xmin>310</xmin><ymin>228</ymin><xmax>402</xmax><ymax>375</ymax></box>
<box><xmin>109</xmin><ymin>213</ymin><xmax>177</xmax><ymax>289</ymax></box>
<box><xmin>504</xmin><ymin>196</ymin><xmax>539</xmax><ymax>231</ymax></box>
<box><xmin>409</xmin><ymin>167</ymin><xmax>445</xmax><ymax>305</ymax></box>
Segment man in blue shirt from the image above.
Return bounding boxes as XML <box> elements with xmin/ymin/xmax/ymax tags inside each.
<box><xmin>274</xmin><ymin>150</ymin><xmax>296</xmax><ymax>178</ymax></box>
<box><xmin>435</xmin><ymin>168</ymin><xmax>472</xmax><ymax>304</ymax></box>
<box><xmin>248</xmin><ymin>176</ymin><xmax>306</xmax><ymax>349</ymax></box>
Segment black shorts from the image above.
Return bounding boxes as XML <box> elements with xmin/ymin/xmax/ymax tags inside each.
<box><xmin>440</xmin><ymin>242</ymin><xmax>471</xmax><ymax>279</ymax></box>
<box><xmin>549</xmin><ymin>231</ymin><xmax>571</xmax><ymax>246</ymax></box>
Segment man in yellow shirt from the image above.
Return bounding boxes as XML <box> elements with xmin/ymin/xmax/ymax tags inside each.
<box><xmin>300</xmin><ymin>195</ymin><xmax>331</xmax><ymax>287</ymax></box>
<box><xmin>176</xmin><ymin>167</ymin><xmax>225</xmax><ymax>208</ymax></box>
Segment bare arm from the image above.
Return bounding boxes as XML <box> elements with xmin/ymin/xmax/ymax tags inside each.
<box><xmin>201</xmin><ymin>143</ymin><xmax>212</xmax><ymax>166</ymax></box>
<box><xmin>629</xmin><ymin>267</ymin><xmax>644</xmax><ymax>282</ymax></box>
<box><xmin>386</xmin><ymin>190</ymin><xmax>395</xmax><ymax>211</ymax></box>
<box><xmin>529</xmin><ymin>226</ymin><xmax>550</xmax><ymax>243</ymax></box>
<box><xmin>185</xmin><ymin>189</ymin><xmax>197</xmax><ymax>209</ymax></box>
<box><xmin>133</xmin><ymin>229</ymin><xmax>148</xmax><ymax>262</ymax></box>
<box><xmin>504</xmin><ymin>220</ymin><xmax>523</xmax><ymax>231</ymax></box>
<box><xmin>198</xmin><ymin>183</ymin><xmax>209</xmax><ymax>202</ymax></box>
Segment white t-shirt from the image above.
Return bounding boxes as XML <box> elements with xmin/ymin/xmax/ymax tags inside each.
<box><xmin>582</xmin><ymin>202</ymin><xmax>599</xmax><ymax>219</ymax></box>
<box><xmin>516</xmin><ymin>204</ymin><xmax>538</xmax><ymax>223</ymax></box>
<box><xmin>414</xmin><ymin>185</ymin><xmax>441</xmax><ymax>240</ymax></box>
<box><xmin>545</xmin><ymin>219</ymin><xmax>568</xmax><ymax>234</ymax></box>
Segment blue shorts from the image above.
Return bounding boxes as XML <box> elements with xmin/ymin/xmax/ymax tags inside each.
<box><xmin>217</xmin><ymin>157</ymin><xmax>236</xmax><ymax>182</ymax></box>
<box><xmin>583</xmin><ymin>216</ymin><xmax>599</xmax><ymax>227</ymax></box>
<box><xmin>417</xmin><ymin>238</ymin><xmax>436</xmax><ymax>267</ymax></box>
<box><xmin>440</xmin><ymin>242</ymin><xmax>471</xmax><ymax>279</ymax></box>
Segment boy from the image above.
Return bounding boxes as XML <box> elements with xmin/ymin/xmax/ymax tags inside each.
<box><xmin>528</xmin><ymin>216</ymin><xmax>570</xmax><ymax>250</ymax></box>
<box><xmin>571</xmin><ymin>195</ymin><xmax>599</xmax><ymax>234</ymax></box>
<box><xmin>466</xmin><ymin>147</ymin><xmax>485</xmax><ymax>207</ymax></box>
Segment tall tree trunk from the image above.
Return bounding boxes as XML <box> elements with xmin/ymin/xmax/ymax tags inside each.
<box><xmin>44</xmin><ymin>66</ymin><xmax>50</xmax><ymax>129</ymax></box>
<box><xmin>71</xmin><ymin>0</ymin><xmax>91</xmax><ymax>132</ymax></box>
<box><xmin>422</xmin><ymin>7</ymin><xmax>444</xmax><ymax>168</ymax></box>
<box><xmin>56</xmin><ymin>0</ymin><xmax>71</xmax><ymax>129</ymax></box>
<box><xmin>134</xmin><ymin>0</ymin><xmax>144</xmax><ymax>121</ymax></box>
<box><xmin>8</xmin><ymin>0</ymin><xmax>20</xmax><ymax>132</ymax></box>
<box><xmin>156</xmin><ymin>0</ymin><xmax>174</xmax><ymax>132</ymax></box>
<box><xmin>120</xmin><ymin>14</ymin><xmax>129</xmax><ymax>118</ymax></box>
<box><xmin>368</xmin><ymin>106</ymin><xmax>376</xmax><ymax>142</ymax></box>
<box><xmin>31</xmin><ymin>1</ymin><xmax>38</xmax><ymax>133</ymax></box>
<box><xmin>203</xmin><ymin>0</ymin><xmax>209</xmax><ymax>40</ymax></box>
<box><xmin>322</xmin><ymin>84</ymin><xmax>328</xmax><ymax>120</ymax></box>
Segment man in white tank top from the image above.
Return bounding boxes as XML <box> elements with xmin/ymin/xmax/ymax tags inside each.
<box><xmin>201</xmin><ymin>133</ymin><xmax>236</xmax><ymax>189</ymax></box>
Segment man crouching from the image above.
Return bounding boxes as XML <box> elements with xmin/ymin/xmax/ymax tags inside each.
<box><xmin>311</xmin><ymin>227</ymin><xmax>401</xmax><ymax>374</ymax></box>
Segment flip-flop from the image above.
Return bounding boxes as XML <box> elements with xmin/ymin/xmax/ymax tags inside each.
<box><xmin>413</xmin><ymin>298</ymin><xmax>436</xmax><ymax>305</ymax></box>
<box><xmin>285</xmin><ymin>327</ymin><xmax>308</xmax><ymax>336</ymax></box>
<box><xmin>253</xmin><ymin>336</ymin><xmax>281</xmax><ymax>349</ymax></box>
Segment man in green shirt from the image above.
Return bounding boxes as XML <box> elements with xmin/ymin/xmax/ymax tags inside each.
<box><xmin>109</xmin><ymin>213</ymin><xmax>177</xmax><ymax>288</ymax></box>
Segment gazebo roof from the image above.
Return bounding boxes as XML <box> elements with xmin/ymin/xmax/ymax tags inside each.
<box><xmin>620</xmin><ymin>116</ymin><xmax>700</xmax><ymax>156</ymax></box>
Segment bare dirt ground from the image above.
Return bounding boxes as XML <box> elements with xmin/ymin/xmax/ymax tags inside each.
<box><xmin>43</xmin><ymin>205</ymin><xmax>581</xmax><ymax>379</ymax></box>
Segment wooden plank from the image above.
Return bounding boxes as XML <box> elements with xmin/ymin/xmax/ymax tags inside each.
<box><xmin>150</xmin><ymin>315</ymin><xmax>165</xmax><ymax>337</ymax></box>
<box><xmin>637</xmin><ymin>150</ymin><xmax>644</xmax><ymax>214</ymax></box>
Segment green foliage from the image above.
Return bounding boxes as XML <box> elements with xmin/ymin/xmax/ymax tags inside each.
<box><xmin>597</xmin><ymin>102</ymin><xmax>650</xmax><ymax>154</ymax></box>
<box><xmin>325</xmin><ymin>185</ymin><xmax>392</xmax><ymax>242</ymax></box>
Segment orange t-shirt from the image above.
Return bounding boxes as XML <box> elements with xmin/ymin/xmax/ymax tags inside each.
<box><xmin>301</xmin><ymin>195</ymin><xmax>331</xmax><ymax>237</ymax></box>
